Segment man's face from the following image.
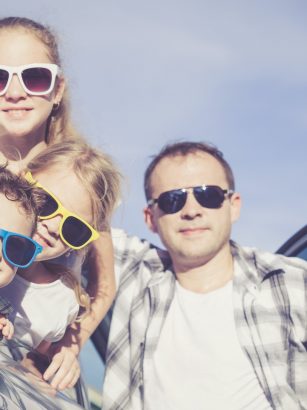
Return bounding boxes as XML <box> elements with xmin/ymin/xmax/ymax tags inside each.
<box><xmin>0</xmin><ymin>193</ymin><xmax>34</xmax><ymax>286</ymax></box>
<box><xmin>144</xmin><ymin>152</ymin><xmax>241</xmax><ymax>272</ymax></box>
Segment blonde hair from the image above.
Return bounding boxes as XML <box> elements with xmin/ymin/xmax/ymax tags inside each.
<box><xmin>0</xmin><ymin>17</ymin><xmax>81</xmax><ymax>144</ymax></box>
<box><xmin>26</xmin><ymin>140</ymin><xmax>121</xmax><ymax>230</ymax></box>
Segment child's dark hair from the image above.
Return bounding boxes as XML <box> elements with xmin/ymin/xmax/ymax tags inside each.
<box><xmin>0</xmin><ymin>165</ymin><xmax>44</xmax><ymax>231</ymax></box>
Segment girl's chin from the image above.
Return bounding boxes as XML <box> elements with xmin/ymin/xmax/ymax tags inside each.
<box><xmin>0</xmin><ymin>125</ymin><xmax>32</xmax><ymax>139</ymax></box>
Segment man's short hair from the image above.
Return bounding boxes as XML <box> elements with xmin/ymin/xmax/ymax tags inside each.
<box><xmin>144</xmin><ymin>141</ymin><xmax>235</xmax><ymax>201</ymax></box>
<box><xmin>0</xmin><ymin>165</ymin><xmax>43</xmax><ymax>231</ymax></box>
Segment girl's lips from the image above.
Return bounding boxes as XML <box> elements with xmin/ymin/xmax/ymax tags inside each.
<box><xmin>2</xmin><ymin>107</ymin><xmax>32</xmax><ymax>110</ymax></box>
<box><xmin>2</xmin><ymin>108</ymin><xmax>32</xmax><ymax>119</ymax></box>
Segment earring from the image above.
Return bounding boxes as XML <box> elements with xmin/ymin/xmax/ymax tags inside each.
<box><xmin>51</xmin><ymin>102</ymin><xmax>60</xmax><ymax>117</ymax></box>
<box><xmin>65</xmin><ymin>249</ymin><xmax>73</xmax><ymax>258</ymax></box>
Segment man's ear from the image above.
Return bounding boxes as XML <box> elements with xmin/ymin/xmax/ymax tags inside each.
<box><xmin>230</xmin><ymin>192</ymin><xmax>241</xmax><ymax>223</ymax></box>
<box><xmin>143</xmin><ymin>206</ymin><xmax>158</xmax><ymax>233</ymax></box>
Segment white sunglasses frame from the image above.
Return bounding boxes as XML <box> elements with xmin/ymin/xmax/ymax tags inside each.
<box><xmin>0</xmin><ymin>63</ymin><xmax>60</xmax><ymax>96</ymax></box>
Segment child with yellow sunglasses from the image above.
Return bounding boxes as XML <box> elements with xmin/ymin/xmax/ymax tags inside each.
<box><xmin>0</xmin><ymin>140</ymin><xmax>120</xmax><ymax>388</ymax></box>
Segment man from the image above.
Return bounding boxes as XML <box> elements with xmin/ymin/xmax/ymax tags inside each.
<box><xmin>104</xmin><ymin>141</ymin><xmax>307</xmax><ymax>410</ymax></box>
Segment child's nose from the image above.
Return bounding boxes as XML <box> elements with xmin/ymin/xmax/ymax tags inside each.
<box><xmin>40</xmin><ymin>215</ymin><xmax>62</xmax><ymax>237</ymax></box>
<box><xmin>4</xmin><ymin>74</ymin><xmax>28</xmax><ymax>101</ymax></box>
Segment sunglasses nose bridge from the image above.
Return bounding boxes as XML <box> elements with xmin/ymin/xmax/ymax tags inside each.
<box><xmin>5</xmin><ymin>72</ymin><xmax>27</xmax><ymax>98</ymax></box>
<box><xmin>179</xmin><ymin>188</ymin><xmax>203</xmax><ymax>214</ymax></box>
<box><xmin>40</xmin><ymin>213</ymin><xmax>63</xmax><ymax>234</ymax></box>
<box><xmin>44</xmin><ymin>205</ymin><xmax>66</xmax><ymax>219</ymax></box>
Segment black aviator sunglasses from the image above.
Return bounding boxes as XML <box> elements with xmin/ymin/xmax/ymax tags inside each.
<box><xmin>147</xmin><ymin>185</ymin><xmax>234</xmax><ymax>214</ymax></box>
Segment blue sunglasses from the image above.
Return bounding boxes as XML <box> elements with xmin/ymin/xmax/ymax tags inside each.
<box><xmin>0</xmin><ymin>228</ymin><xmax>42</xmax><ymax>268</ymax></box>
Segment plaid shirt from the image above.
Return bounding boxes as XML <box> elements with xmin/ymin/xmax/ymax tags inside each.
<box><xmin>102</xmin><ymin>229</ymin><xmax>307</xmax><ymax>410</ymax></box>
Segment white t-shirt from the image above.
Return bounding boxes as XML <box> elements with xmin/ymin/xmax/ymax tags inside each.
<box><xmin>0</xmin><ymin>274</ymin><xmax>79</xmax><ymax>349</ymax></box>
<box><xmin>146</xmin><ymin>279</ymin><xmax>272</xmax><ymax>410</ymax></box>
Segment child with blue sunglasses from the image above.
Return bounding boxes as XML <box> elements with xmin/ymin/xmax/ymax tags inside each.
<box><xmin>0</xmin><ymin>166</ymin><xmax>43</xmax><ymax>340</ymax></box>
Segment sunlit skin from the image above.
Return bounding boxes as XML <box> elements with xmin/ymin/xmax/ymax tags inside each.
<box><xmin>0</xmin><ymin>29</ymin><xmax>64</xmax><ymax>164</ymax></box>
<box><xmin>0</xmin><ymin>193</ymin><xmax>34</xmax><ymax>340</ymax></box>
<box><xmin>144</xmin><ymin>152</ymin><xmax>241</xmax><ymax>293</ymax></box>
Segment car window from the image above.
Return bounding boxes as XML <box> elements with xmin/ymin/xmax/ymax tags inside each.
<box><xmin>79</xmin><ymin>339</ymin><xmax>104</xmax><ymax>409</ymax></box>
<box><xmin>0</xmin><ymin>342</ymin><xmax>84</xmax><ymax>410</ymax></box>
<box><xmin>276</xmin><ymin>225</ymin><xmax>307</xmax><ymax>259</ymax></box>
<box><xmin>296</xmin><ymin>246</ymin><xmax>307</xmax><ymax>261</ymax></box>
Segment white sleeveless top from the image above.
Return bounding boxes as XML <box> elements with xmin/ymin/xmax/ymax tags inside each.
<box><xmin>145</xmin><ymin>278</ymin><xmax>272</xmax><ymax>410</ymax></box>
<box><xmin>0</xmin><ymin>274</ymin><xmax>79</xmax><ymax>349</ymax></box>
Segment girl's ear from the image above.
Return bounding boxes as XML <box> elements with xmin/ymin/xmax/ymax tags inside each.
<box><xmin>54</xmin><ymin>77</ymin><xmax>65</xmax><ymax>104</ymax></box>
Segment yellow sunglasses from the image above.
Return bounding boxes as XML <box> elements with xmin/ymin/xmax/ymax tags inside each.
<box><xmin>25</xmin><ymin>171</ymin><xmax>99</xmax><ymax>250</ymax></box>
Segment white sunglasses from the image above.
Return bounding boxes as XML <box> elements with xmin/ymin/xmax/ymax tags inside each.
<box><xmin>0</xmin><ymin>63</ymin><xmax>60</xmax><ymax>96</ymax></box>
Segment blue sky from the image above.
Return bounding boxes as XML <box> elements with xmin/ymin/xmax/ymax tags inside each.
<box><xmin>3</xmin><ymin>0</ymin><xmax>307</xmax><ymax>252</ymax></box>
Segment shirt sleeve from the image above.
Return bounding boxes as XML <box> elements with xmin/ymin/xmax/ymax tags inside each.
<box><xmin>111</xmin><ymin>228</ymin><xmax>152</xmax><ymax>287</ymax></box>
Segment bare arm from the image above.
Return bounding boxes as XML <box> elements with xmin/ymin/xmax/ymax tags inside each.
<box><xmin>36</xmin><ymin>339</ymin><xmax>52</xmax><ymax>355</ymax></box>
<box><xmin>43</xmin><ymin>231</ymin><xmax>115</xmax><ymax>389</ymax></box>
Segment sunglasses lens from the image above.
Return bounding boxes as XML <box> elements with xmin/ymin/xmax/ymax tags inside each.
<box><xmin>62</xmin><ymin>216</ymin><xmax>92</xmax><ymax>248</ymax></box>
<box><xmin>39</xmin><ymin>191</ymin><xmax>59</xmax><ymax>217</ymax></box>
<box><xmin>158</xmin><ymin>190</ymin><xmax>186</xmax><ymax>214</ymax></box>
<box><xmin>0</xmin><ymin>69</ymin><xmax>9</xmax><ymax>93</ymax></box>
<box><xmin>194</xmin><ymin>186</ymin><xmax>225</xmax><ymax>209</ymax></box>
<box><xmin>22</xmin><ymin>67</ymin><xmax>52</xmax><ymax>93</ymax></box>
<box><xmin>6</xmin><ymin>235</ymin><xmax>36</xmax><ymax>267</ymax></box>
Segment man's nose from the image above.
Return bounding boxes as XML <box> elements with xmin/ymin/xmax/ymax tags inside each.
<box><xmin>180</xmin><ymin>190</ymin><xmax>203</xmax><ymax>218</ymax></box>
